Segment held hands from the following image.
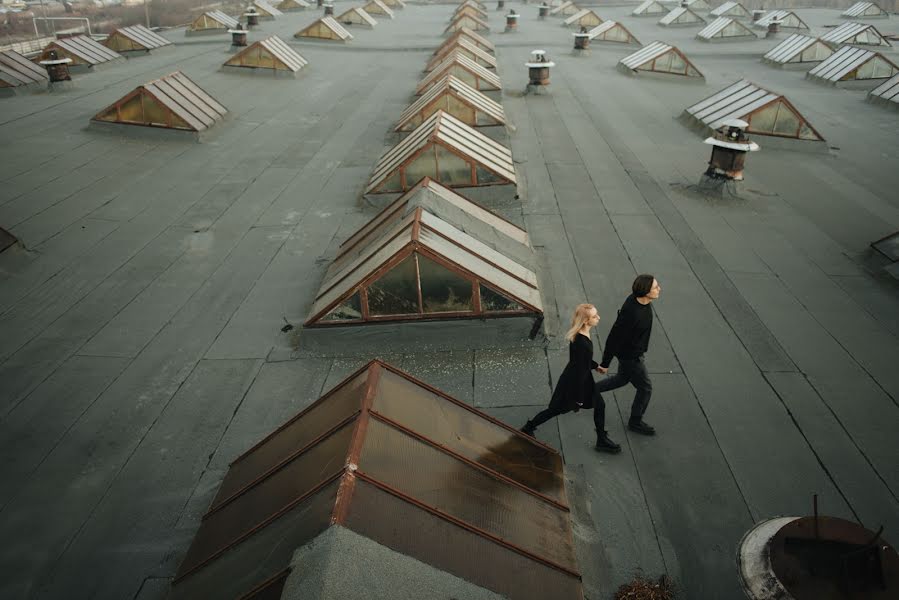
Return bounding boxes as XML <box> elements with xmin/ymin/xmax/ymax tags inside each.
<box><xmin>595</xmin><ymin>366</ymin><xmax>609</xmax><ymax>374</ymax></box>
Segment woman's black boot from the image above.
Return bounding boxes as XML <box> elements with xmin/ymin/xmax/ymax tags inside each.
<box><xmin>595</xmin><ymin>430</ymin><xmax>621</xmax><ymax>454</ymax></box>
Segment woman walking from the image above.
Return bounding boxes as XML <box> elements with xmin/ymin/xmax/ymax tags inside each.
<box><xmin>522</xmin><ymin>304</ymin><xmax>621</xmax><ymax>454</ymax></box>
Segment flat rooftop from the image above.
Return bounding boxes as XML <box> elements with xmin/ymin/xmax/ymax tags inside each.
<box><xmin>1</xmin><ymin>3</ymin><xmax>898</xmax><ymax>599</ymax></box>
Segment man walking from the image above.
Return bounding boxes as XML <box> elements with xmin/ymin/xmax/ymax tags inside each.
<box><xmin>595</xmin><ymin>274</ymin><xmax>661</xmax><ymax>436</ymax></box>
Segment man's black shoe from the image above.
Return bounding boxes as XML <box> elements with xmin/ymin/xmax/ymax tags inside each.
<box><xmin>628</xmin><ymin>419</ymin><xmax>656</xmax><ymax>436</ymax></box>
<box><xmin>594</xmin><ymin>431</ymin><xmax>621</xmax><ymax>454</ymax></box>
<box><xmin>521</xmin><ymin>421</ymin><xmax>536</xmax><ymax>436</ymax></box>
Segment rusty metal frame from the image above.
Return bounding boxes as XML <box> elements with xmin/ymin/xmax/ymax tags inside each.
<box><xmin>353</xmin><ymin>471</ymin><xmax>582</xmax><ymax>579</ymax></box>
<box><xmin>173</xmin><ymin>471</ymin><xmax>344</xmax><ymax>583</ymax></box>
<box><xmin>237</xmin><ymin>568</ymin><xmax>291</xmax><ymax>600</ymax></box>
<box><xmin>368</xmin><ymin>410</ymin><xmax>570</xmax><ymax>511</ymax></box>
<box><xmin>206</xmin><ymin>413</ymin><xmax>360</xmax><ymax>517</ymax></box>
<box><xmin>332</xmin><ymin>362</ymin><xmax>381</xmax><ymax>524</ymax></box>
<box><xmin>94</xmin><ymin>87</ymin><xmax>190</xmax><ymax>131</ymax></box>
<box><xmin>644</xmin><ymin>46</ymin><xmax>703</xmax><ymax>78</ymax></box>
<box><xmin>745</xmin><ymin>96</ymin><xmax>824</xmax><ymax>141</ymax></box>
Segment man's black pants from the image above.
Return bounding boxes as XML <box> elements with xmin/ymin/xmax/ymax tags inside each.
<box><xmin>528</xmin><ymin>387</ymin><xmax>607</xmax><ymax>432</ymax></box>
<box><xmin>594</xmin><ymin>357</ymin><xmax>652</xmax><ymax>422</ymax></box>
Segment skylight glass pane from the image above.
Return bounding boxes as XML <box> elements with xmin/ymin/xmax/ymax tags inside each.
<box><xmin>405</xmin><ymin>146</ymin><xmax>438</xmax><ymax>187</ymax></box>
<box><xmin>321</xmin><ymin>292</ymin><xmax>363</xmax><ymax>321</ymax></box>
<box><xmin>418</xmin><ymin>255</ymin><xmax>473</xmax><ymax>313</ymax></box>
<box><xmin>367</xmin><ymin>256</ymin><xmax>420</xmax><ymax>316</ymax></box>
<box><xmin>480</xmin><ymin>284</ymin><xmax>523</xmax><ymax>312</ymax></box>
<box><xmin>436</xmin><ymin>145</ymin><xmax>472</xmax><ymax>185</ymax></box>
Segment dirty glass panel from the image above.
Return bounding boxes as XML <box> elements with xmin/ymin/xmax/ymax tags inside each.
<box><xmin>653</xmin><ymin>52</ymin><xmax>673</xmax><ymax>73</ymax></box>
<box><xmin>855</xmin><ymin>61</ymin><xmax>873</xmax><ymax>80</ymax></box>
<box><xmin>418</xmin><ymin>255</ymin><xmax>473</xmax><ymax>313</ymax></box>
<box><xmin>344</xmin><ymin>479</ymin><xmax>582</xmax><ymax>600</ymax></box>
<box><xmin>798</xmin><ymin>123</ymin><xmax>819</xmax><ymax>140</ymax></box>
<box><xmin>872</xmin><ymin>58</ymin><xmax>895</xmax><ymax>79</ymax></box>
<box><xmin>321</xmin><ymin>292</ymin><xmax>362</xmax><ymax>322</ymax></box>
<box><xmin>367</xmin><ymin>255</ymin><xmax>420</xmax><ymax>316</ymax></box>
<box><xmin>669</xmin><ymin>52</ymin><xmax>687</xmax><ymax>75</ymax></box>
<box><xmin>375</xmin><ymin>171</ymin><xmax>403</xmax><ymax>193</ymax></box>
<box><xmin>608</xmin><ymin>26</ymin><xmax>628</xmax><ymax>42</ymax></box>
<box><xmin>687</xmin><ymin>65</ymin><xmax>701</xmax><ymax>77</ymax></box>
<box><xmin>404</xmin><ymin>146</ymin><xmax>438</xmax><ymax>188</ymax></box>
<box><xmin>370</xmin><ymin>369</ymin><xmax>567</xmax><ymax>503</ymax></box>
<box><xmin>475</xmin><ymin>108</ymin><xmax>494</xmax><ymax>127</ymax></box>
<box><xmin>475</xmin><ymin>165</ymin><xmax>504</xmax><ymax>184</ymax></box>
<box><xmin>451</xmin><ymin>67</ymin><xmax>478</xmax><ymax>89</ymax></box>
<box><xmin>112</xmin><ymin>95</ymin><xmax>144</xmax><ymax>124</ymax></box>
<box><xmin>170</xmin><ymin>479</ymin><xmax>339</xmax><ymax>600</ymax></box>
<box><xmin>445</xmin><ymin>95</ymin><xmax>476</xmax><ymax>124</ymax></box>
<box><xmin>359</xmin><ymin>419</ymin><xmax>577</xmax><ymax>569</ymax></box>
<box><xmin>436</xmin><ymin>145</ymin><xmax>472</xmax><ymax>185</ymax></box>
<box><xmin>747</xmin><ymin>102</ymin><xmax>778</xmax><ymax>133</ymax></box>
<box><xmin>212</xmin><ymin>370</ymin><xmax>367</xmax><ymax>508</ymax></box>
<box><xmin>180</xmin><ymin>423</ymin><xmax>354</xmax><ymax>578</ymax></box>
<box><xmin>772</xmin><ymin>104</ymin><xmax>800</xmax><ymax>136</ymax></box>
<box><xmin>480</xmin><ymin>284</ymin><xmax>523</xmax><ymax>312</ymax></box>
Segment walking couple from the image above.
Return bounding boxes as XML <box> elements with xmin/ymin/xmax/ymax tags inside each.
<box><xmin>522</xmin><ymin>274</ymin><xmax>662</xmax><ymax>454</ymax></box>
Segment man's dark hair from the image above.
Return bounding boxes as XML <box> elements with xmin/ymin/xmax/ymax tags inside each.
<box><xmin>632</xmin><ymin>274</ymin><xmax>656</xmax><ymax>298</ymax></box>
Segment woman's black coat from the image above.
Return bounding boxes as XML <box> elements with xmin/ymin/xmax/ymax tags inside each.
<box><xmin>548</xmin><ymin>333</ymin><xmax>598</xmax><ymax>412</ymax></box>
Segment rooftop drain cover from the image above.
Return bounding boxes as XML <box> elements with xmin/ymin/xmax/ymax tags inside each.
<box><xmin>842</xmin><ymin>1</ymin><xmax>889</xmax><ymax>18</ymax></box>
<box><xmin>753</xmin><ymin>10</ymin><xmax>809</xmax><ymax>31</ymax></box>
<box><xmin>587</xmin><ymin>20</ymin><xmax>641</xmax><ymax>44</ymax></box>
<box><xmin>308</xmin><ymin>177</ymin><xmax>538</xmax><ymax>325</ymax></box>
<box><xmin>445</xmin><ymin>13</ymin><xmax>490</xmax><ymax>33</ymax></box>
<box><xmin>427</xmin><ymin>36</ymin><xmax>497</xmax><ymax>71</ymax></box>
<box><xmin>169</xmin><ymin>360</ymin><xmax>581</xmax><ymax>599</ymax></box>
<box><xmin>223</xmin><ymin>36</ymin><xmax>309</xmax><ymax>74</ymax></box>
<box><xmin>92</xmin><ymin>71</ymin><xmax>227</xmax><ymax>134</ymax></box>
<box><xmin>658</xmin><ymin>7</ymin><xmax>706</xmax><ymax>27</ymax></box>
<box><xmin>618</xmin><ymin>41</ymin><xmax>703</xmax><ymax>79</ymax></box>
<box><xmin>807</xmin><ymin>45</ymin><xmax>898</xmax><ymax>87</ymax></box>
<box><xmin>417</xmin><ymin>52</ymin><xmax>501</xmax><ymax>95</ymax></box>
<box><xmin>365</xmin><ymin>110</ymin><xmax>515</xmax><ymax>195</ymax></box>
<box><xmin>294</xmin><ymin>16</ymin><xmax>354</xmax><ymax>41</ymax></box>
<box><xmin>682</xmin><ymin>79</ymin><xmax>824</xmax><ymax>144</ymax></box>
<box><xmin>868</xmin><ymin>73</ymin><xmax>899</xmax><ymax>109</ymax></box>
<box><xmin>763</xmin><ymin>34</ymin><xmax>833</xmax><ymax>67</ymax></box>
<box><xmin>696</xmin><ymin>17</ymin><xmax>757</xmax><ymax>42</ymax></box>
<box><xmin>337</xmin><ymin>6</ymin><xmax>378</xmax><ymax>27</ymax></box>
<box><xmin>187</xmin><ymin>10</ymin><xmax>240</xmax><ymax>33</ymax></box>
<box><xmin>397</xmin><ymin>74</ymin><xmax>505</xmax><ymax>131</ymax></box>
<box><xmin>102</xmin><ymin>24</ymin><xmax>173</xmax><ymax>53</ymax></box>
<box><xmin>632</xmin><ymin>0</ymin><xmax>668</xmax><ymax>16</ymax></box>
<box><xmin>563</xmin><ymin>9</ymin><xmax>603</xmax><ymax>29</ymax></box>
<box><xmin>740</xmin><ymin>498</ymin><xmax>898</xmax><ymax>599</ymax></box>
<box><xmin>710</xmin><ymin>0</ymin><xmax>751</xmax><ymax>19</ymax></box>
<box><xmin>0</xmin><ymin>49</ymin><xmax>49</xmax><ymax>93</ymax></box>
<box><xmin>38</xmin><ymin>35</ymin><xmax>123</xmax><ymax>69</ymax></box>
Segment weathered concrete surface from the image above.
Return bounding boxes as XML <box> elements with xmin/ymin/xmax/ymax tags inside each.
<box><xmin>0</xmin><ymin>4</ymin><xmax>897</xmax><ymax>600</ymax></box>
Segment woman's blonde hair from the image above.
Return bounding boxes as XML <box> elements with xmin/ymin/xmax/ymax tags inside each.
<box><xmin>565</xmin><ymin>303</ymin><xmax>596</xmax><ymax>342</ymax></box>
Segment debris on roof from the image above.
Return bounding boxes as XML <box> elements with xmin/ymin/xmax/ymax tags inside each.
<box><xmin>842</xmin><ymin>1</ymin><xmax>888</xmax><ymax>18</ymax></box>
<box><xmin>223</xmin><ymin>36</ymin><xmax>309</xmax><ymax>75</ymax></box>
<box><xmin>365</xmin><ymin>110</ymin><xmax>516</xmax><ymax>195</ymax></box>
<box><xmin>682</xmin><ymin>79</ymin><xmax>825</xmax><ymax>147</ymax></box>
<box><xmin>277</xmin><ymin>0</ymin><xmax>311</xmax><ymax>11</ymax></box>
<box><xmin>308</xmin><ymin>182</ymin><xmax>539</xmax><ymax>324</ymax></box>
<box><xmin>363</xmin><ymin>0</ymin><xmax>395</xmax><ymax>19</ymax></box>
<box><xmin>294</xmin><ymin>16</ymin><xmax>354</xmax><ymax>41</ymax></box>
<box><xmin>38</xmin><ymin>36</ymin><xmax>123</xmax><ymax>70</ymax></box>
<box><xmin>753</xmin><ymin>10</ymin><xmax>809</xmax><ymax>31</ymax></box>
<box><xmin>92</xmin><ymin>71</ymin><xmax>227</xmax><ymax>135</ymax></box>
<box><xmin>397</xmin><ymin>75</ymin><xmax>505</xmax><ymax>132</ymax></box>
<box><xmin>618</xmin><ymin>41</ymin><xmax>703</xmax><ymax>79</ymax></box>
<box><xmin>632</xmin><ymin>0</ymin><xmax>668</xmax><ymax>17</ymax></box>
<box><xmin>550</xmin><ymin>1</ymin><xmax>580</xmax><ymax>17</ymax></box>
<box><xmin>445</xmin><ymin>12</ymin><xmax>490</xmax><ymax>33</ymax></box>
<box><xmin>0</xmin><ymin>49</ymin><xmax>48</xmax><ymax>95</ymax></box>
<box><xmin>807</xmin><ymin>45</ymin><xmax>898</xmax><ymax>87</ymax></box>
<box><xmin>253</xmin><ymin>0</ymin><xmax>284</xmax><ymax>18</ymax></box>
<box><xmin>587</xmin><ymin>20</ymin><xmax>640</xmax><ymax>44</ymax></box>
<box><xmin>763</xmin><ymin>34</ymin><xmax>833</xmax><ymax>68</ymax></box>
<box><xmin>427</xmin><ymin>36</ymin><xmax>496</xmax><ymax>71</ymax></box>
<box><xmin>563</xmin><ymin>9</ymin><xmax>603</xmax><ymax>29</ymax></box>
<box><xmin>710</xmin><ymin>1</ymin><xmax>750</xmax><ymax>19</ymax></box>
<box><xmin>170</xmin><ymin>360</ymin><xmax>578</xmax><ymax>600</ymax></box>
<box><xmin>696</xmin><ymin>17</ymin><xmax>757</xmax><ymax>42</ymax></box>
<box><xmin>868</xmin><ymin>73</ymin><xmax>899</xmax><ymax>109</ymax></box>
<box><xmin>417</xmin><ymin>53</ymin><xmax>501</xmax><ymax>95</ymax></box>
<box><xmin>821</xmin><ymin>22</ymin><xmax>891</xmax><ymax>48</ymax></box>
<box><xmin>338</xmin><ymin>6</ymin><xmax>378</xmax><ymax>27</ymax></box>
<box><xmin>436</xmin><ymin>27</ymin><xmax>494</xmax><ymax>54</ymax></box>
<box><xmin>658</xmin><ymin>6</ymin><xmax>706</xmax><ymax>27</ymax></box>
<box><xmin>187</xmin><ymin>10</ymin><xmax>239</xmax><ymax>34</ymax></box>
<box><xmin>102</xmin><ymin>25</ymin><xmax>173</xmax><ymax>54</ymax></box>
